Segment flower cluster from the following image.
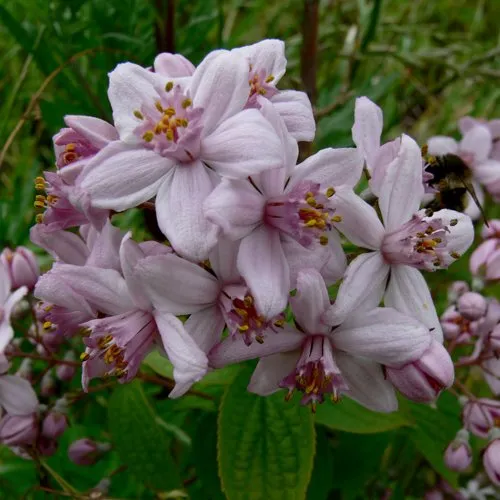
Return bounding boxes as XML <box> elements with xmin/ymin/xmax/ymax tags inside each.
<box><xmin>19</xmin><ymin>39</ymin><xmax>478</xmax><ymax>416</ymax></box>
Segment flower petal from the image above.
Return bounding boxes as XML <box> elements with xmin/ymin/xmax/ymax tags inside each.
<box><xmin>248</xmin><ymin>352</ymin><xmax>300</xmax><ymax>396</ymax></box>
<box><xmin>153</xmin><ymin>53</ymin><xmax>195</xmax><ymax>77</ymax></box>
<box><xmin>460</xmin><ymin>125</ymin><xmax>492</xmax><ymax>163</ymax></box>
<box><xmin>208</xmin><ymin>327</ymin><xmax>303</xmax><ymax>368</ymax></box>
<box><xmin>0</xmin><ymin>287</ymin><xmax>27</xmax><ymax>352</ymax></box>
<box><xmin>64</xmin><ymin>115</ymin><xmax>118</xmax><ymax>149</ymax></box>
<box><xmin>204</xmin><ymin>178</ymin><xmax>265</xmax><ymax>240</ymax></box>
<box><xmin>208</xmin><ymin>237</ymin><xmax>241</xmax><ymax>284</ymax></box>
<box><xmin>237</xmin><ymin>226</ymin><xmax>290</xmax><ymax>318</ymax></box>
<box><xmin>330</xmin><ymin>188</ymin><xmax>385</xmax><ymax>250</ymax></box>
<box><xmin>378</xmin><ymin>134</ymin><xmax>424</xmax><ymax>231</ymax></box>
<box><xmin>78</xmin><ymin>142</ymin><xmax>173</xmax><ymax>211</ymax></box>
<box><xmin>320</xmin><ymin>230</ymin><xmax>348</xmax><ymax>285</ymax></box>
<box><xmin>384</xmin><ymin>264</ymin><xmax>443</xmax><ymax>342</ymax></box>
<box><xmin>369</xmin><ymin>138</ymin><xmax>400</xmax><ymax>196</ymax></box>
<box><xmin>324</xmin><ymin>252</ymin><xmax>389</xmax><ymax>326</ymax></box>
<box><xmin>351</xmin><ymin>96</ymin><xmax>383</xmax><ymax>172</ymax></box>
<box><xmin>427</xmin><ymin>209</ymin><xmax>474</xmax><ymax>257</ymax></box>
<box><xmin>136</xmin><ymin>254</ymin><xmax>220</xmax><ymax>314</ymax></box>
<box><xmin>155</xmin><ymin>311</ymin><xmax>208</xmax><ymax>398</ymax></box>
<box><xmin>156</xmin><ymin>160</ymin><xmax>219</xmax><ymax>262</ymax></box>
<box><xmin>190</xmin><ymin>51</ymin><xmax>249</xmax><ymax>135</ymax></box>
<box><xmin>333</xmin><ymin>307</ymin><xmax>431</xmax><ymax>367</ymax></box>
<box><xmin>482</xmin><ymin>358</ymin><xmax>500</xmax><ymax>395</ymax></box>
<box><xmin>184</xmin><ymin>306</ymin><xmax>226</xmax><ymax>353</ymax></box>
<box><xmin>427</xmin><ymin>136</ymin><xmax>459</xmax><ymax>156</ymax></box>
<box><xmin>30</xmin><ymin>226</ymin><xmax>89</xmax><ymax>265</ymax></box>
<box><xmin>0</xmin><ymin>375</ymin><xmax>38</xmax><ymax>415</ymax></box>
<box><xmin>291</xmin><ymin>269</ymin><xmax>331</xmax><ymax>335</ymax></box>
<box><xmin>270</xmin><ymin>90</ymin><xmax>315</xmax><ymax>142</ymax></box>
<box><xmin>201</xmin><ymin>109</ymin><xmax>283</xmax><ymax>178</ymax></box>
<box><xmin>335</xmin><ymin>353</ymin><xmax>398</xmax><ymax>413</ymax></box>
<box><xmin>470</xmin><ymin>239</ymin><xmax>498</xmax><ymax>275</ymax></box>
<box><xmin>0</xmin><ymin>260</ymin><xmax>10</xmax><ymax>303</ymax></box>
<box><xmin>290</xmin><ymin>148</ymin><xmax>363</xmax><ymax>189</ymax></box>
<box><xmin>85</xmin><ymin>220</ymin><xmax>123</xmax><ymax>271</ymax></box>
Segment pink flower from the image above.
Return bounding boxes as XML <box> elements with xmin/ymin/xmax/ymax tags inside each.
<box><xmin>0</xmin><ymin>357</ymin><xmax>38</xmax><ymax>416</ymax></box>
<box><xmin>440</xmin><ymin>306</ymin><xmax>473</xmax><ymax>343</ymax></box>
<box><xmin>484</xmin><ymin>438</ymin><xmax>500</xmax><ymax>486</ymax></box>
<box><xmin>0</xmin><ymin>247</ymin><xmax>39</xmax><ymax>290</ymax></box>
<box><xmin>0</xmin><ymin>413</ymin><xmax>38</xmax><ymax>447</ymax></box>
<box><xmin>205</xmin><ymin>101</ymin><xmax>360</xmax><ymax>317</ymax></box>
<box><xmin>209</xmin><ymin>269</ymin><xmax>431</xmax><ymax>412</ymax></box>
<box><xmin>462</xmin><ymin>398</ymin><xmax>500</xmax><ymax>438</ymax></box>
<box><xmin>0</xmin><ymin>262</ymin><xmax>27</xmax><ymax>352</ymax></box>
<box><xmin>324</xmin><ymin>134</ymin><xmax>473</xmax><ymax>341</ymax></box>
<box><xmin>68</xmin><ymin>438</ymin><xmax>110</xmax><ymax>466</ymax></box>
<box><xmin>444</xmin><ymin>430</ymin><xmax>472</xmax><ymax>472</ymax></box>
<box><xmin>470</xmin><ymin>238</ymin><xmax>500</xmax><ymax>281</ymax></box>
<box><xmin>457</xmin><ymin>292</ymin><xmax>488</xmax><ymax>321</ymax></box>
<box><xmin>153</xmin><ymin>53</ymin><xmax>195</xmax><ymax>78</ymax></box>
<box><xmin>78</xmin><ymin>51</ymin><xmax>283</xmax><ymax>261</ymax></box>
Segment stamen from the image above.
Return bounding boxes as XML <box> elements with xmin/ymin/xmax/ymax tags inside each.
<box><xmin>165</xmin><ymin>81</ymin><xmax>174</xmax><ymax>92</ymax></box>
<box><xmin>133</xmin><ymin>110</ymin><xmax>144</xmax><ymax>119</ymax></box>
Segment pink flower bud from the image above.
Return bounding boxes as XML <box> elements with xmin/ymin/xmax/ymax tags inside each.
<box><xmin>38</xmin><ymin>436</ymin><xmax>58</xmax><ymax>457</ymax></box>
<box><xmin>489</xmin><ymin>324</ymin><xmax>500</xmax><ymax>352</ymax></box>
<box><xmin>448</xmin><ymin>281</ymin><xmax>469</xmax><ymax>303</ymax></box>
<box><xmin>386</xmin><ymin>340</ymin><xmax>454</xmax><ymax>403</ymax></box>
<box><xmin>482</xmin><ymin>220</ymin><xmax>500</xmax><ymax>240</ymax></box>
<box><xmin>68</xmin><ymin>438</ymin><xmax>110</xmax><ymax>466</ymax></box>
<box><xmin>483</xmin><ymin>438</ymin><xmax>500</xmax><ymax>486</ymax></box>
<box><xmin>0</xmin><ymin>414</ymin><xmax>38</xmax><ymax>446</ymax></box>
<box><xmin>444</xmin><ymin>430</ymin><xmax>472</xmax><ymax>471</ymax></box>
<box><xmin>56</xmin><ymin>353</ymin><xmax>77</xmax><ymax>381</ymax></box>
<box><xmin>40</xmin><ymin>371</ymin><xmax>55</xmax><ymax>398</ymax></box>
<box><xmin>462</xmin><ymin>398</ymin><xmax>500</xmax><ymax>438</ymax></box>
<box><xmin>0</xmin><ymin>247</ymin><xmax>39</xmax><ymax>290</ymax></box>
<box><xmin>42</xmin><ymin>412</ymin><xmax>68</xmax><ymax>439</ymax></box>
<box><xmin>457</xmin><ymin>292</ymin><xmax>488</xmax><ymax>320</ymax></box>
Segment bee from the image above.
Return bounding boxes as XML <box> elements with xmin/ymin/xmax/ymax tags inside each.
<box><xmin>422</xmin><ymin>146</ymin><xmax>488</xmax><ymax>226</ymax></box>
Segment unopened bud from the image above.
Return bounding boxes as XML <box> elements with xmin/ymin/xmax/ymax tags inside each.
<box><xmin>457</xmin><ymin>292</ymin><xmax>488</xmax><ymax>320</ymax></box>
<box><xmin>38</xmin><ymin>436</ymin><xmax>58</xmax><ymax>457</ymax></box>
<box><xmin>386</xmin><ymin>340</ymin><xmax>454</xmax><ymax>403</ymax></box>
<box><xmin>68</xmin><ymin>438</ymin><xmax>110</xmax><ymax>466</ymax></box>
<box><xmin>40</xmin><ymin>370</ymin><xmax>56</xmax><ymax>398</ymax></box>
<box><xmin>0</xmin><ymin>414</ymin><xmax>38</xmax><ymax>446</ymax></box>
<box><xmin>483</xmin><ymin>438</ymin><xmax>500</xmax><ymax>486</ymax></box>
<box><xmin>16</xmin><ymin>358</ymin><xmax>34</xmax><ymax>382</ymax></box>
<box><xmin>448</xmin><ymin>281</ymin><xmax>469</xmax><ymax>303</ymax></box>
<box><xmin>56</xmin><ymin>352</ymin><xmax>77</xmax><ymax>381</ymax></box>
<box><xmin>444</xmin><ymin>429</ymin><xmax>472</xmax><ymax>471</ymax></box>
<box><xmin>0</xmin><ymin>247</ymin><xmax>39</xmax><ymax>290</ymax></box>
<box><xmin>42</xmin><ymin>411</ymin><xmax>68</xmax><ymax>439</ymax></box>
<box><xmin>462</xmin><ymin>398</ymin><xmax>500</xmax><ymax>438</ymax></box>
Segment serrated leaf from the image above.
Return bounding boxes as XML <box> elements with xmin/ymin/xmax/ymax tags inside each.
<box><xmin>218</xmin><ymin>366</ymin><xmax>315</xmax><ymax>500</ymax></box>
<box><xmin>314</xmin><ymin>397</ymin><xmax>410</xmax><ymax>434</ymax></box>
<box><xmin>108</xmin><ymin>380</ymin><xmax>181</xmax><ymax>491</ymax></box>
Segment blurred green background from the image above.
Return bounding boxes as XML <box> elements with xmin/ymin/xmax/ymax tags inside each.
<box><xmin>1</xmin><ymin>1</ymin><xmax>500</xmax><ymax>498</ymax></box>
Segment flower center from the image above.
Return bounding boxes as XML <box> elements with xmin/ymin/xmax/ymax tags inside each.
<box><xmin>132</xmin><ymin>83</ymin><xmax>203</xmax><ymax>162</ymax></box>
<box><xmin>248</xmin><ymin>68</ymin><xmax>278</xmax><ymax>104</ymax></box>
<box><xmin>266</xmin><ymin>181</ymin><xmax>340</xmax><ymax>248</ymax></box>
<box><xmin>280</xmin><ymin>335</ymin><xmax>348</xmax><ymax>411</ymax></box>
<box><xmin>381</xmin><ymin>214</ymin><xmax>460</xmax><ymax>270</ymax></box>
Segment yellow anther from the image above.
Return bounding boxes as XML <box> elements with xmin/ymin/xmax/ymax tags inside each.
<box><xmin>416</xmin><ymin>232</ymin><xmax>425</xmax><ymax>238</ymax></box>
<box><xmin>164</xmin><ymin>107</ymin><xmax>176</xmax><ymax>117</ymax></box>
<box><xmin>35</xmin><ymin>184</ymin><xmax>45</xmax><ymax>191</ymax></box>
<box><xmin>182</xmin><ymin>98</ymin><xmax>192</xmax><ymax>109</ymax></box>
<box><xmin>133</xmin><ymin>110</ymin><xmax>144</xmax><ymax>119</ymax></box>
<box><xmin>143</xmin><ymin>131</ymin><xmax>154</xmax><ymax>142</ymax></box>
<box><xmin>35</xmin><ymin>176</ymin><xmax>45</xmax><ymax>184</ymax></box>
<box><xmin>80</xmin><ymin>352</ymin><xmax>90</xmax><ymax>361</ymax></box>
<box><xmin>244</xmin><ymin>295</ymin><xmax>253</xmax><ymax>306</ymax></box>
<box><xmin>166</xmin><ymin>129</ymin><xmax>174</xmax><ymax>141</ymax></box>
<box><xmin>255</xmin><ymin>335</ymin><xmax>264</xmax><ymax>344</ymax></box>
<box><xmin>155</xmin><ymin>101</ymin><xmax>164</xmax><ymax>112</ymax></box>
<box><xmin>319</xmin><ymin>235</ymin><xmax>329</xmax><ymax>246</ymax></box>
<box><xmin>34</xmin><ymin>201</ymin><xmax>45</xmax><ymax>209</ymax></box>
<box><xmin>306</xmin><ymin>197</ymin><xmax>317</xmax><ymax>206</ymax></box>
<box><xmin>43</xmin><ymin>321</ymin><xmax>52</xmax><ymax>330</ymax></box>
<box><xmin>305</xmin><ymin>220</ymin><xmax>317</xmax><ymax>227</ymax></box>
<box><xmin>35</xmin><ymin>195</ymin><xmax>46</xmax><ymax>202</ymax></box>
<box><xmin>305</xmin><ymin>191</ymin><xmax>314</xmax><ymax>198</ymax></box>
<box><xmin>425</xmin><ymin>226</ymin><xmax>434</xmax><ymax>235</ymax></box>
<box><xmin>44</xmin><ymin>305</ymin><xmax>53</xmax><ymax>312</ymax></box>
<box><xmin>165</xmin><ymin>81</ymin><xmax>174</xmax><ymax>92</ymax></box>
<box><xmin>234</xmin><ymin>308</ymin><xmax>248</xmax><ymax>318</ymax></box>
<box><xmin>238</xmin><ymin>325</ymin><xmax>249</xmax><ymax>332</ymax></box>
<box><xmin>326</xmin><ymin>187</ymin><xmax>335</xmax><ymax>198</ymax></box>
<box><xmin>265</xmin><ymin>75</ymin><xmax>275</xmax><ymax>83</ymax></box>
<box><xmin>450</xmin><ymin>219</ymin><xmax>458</xmax><ymax>226</ymax></box>
<box><xmin>36</xmin><ymin>214</ymin><xmax>44</xmax><ymax>224</ymax></box>
<box><xmin>331</xmin><ymin>215</ymin><xmax>342</xmax><ymax>223</ymax></box>
<box><xmin>450</xmin><ymin>251</ymin><xmax>460</xmax><ymax>259</ymax></box>
<box><xmin>274</xmin><ymin>319</ymin><xmax>285</xmax><ymax>327</ymax></box>
<box><xmin>179</xmin><ymin>118</ymin><xmax>188</xmax><ymax>127</ymax></box>
<box><xmin>433</xmin><ymin>237</ymin><xmax>442</xmax><ymax>243</ymax></box>
<box><xmin>258</xmin><ymin>88</ymin><xmax>266</xmax><ymax>95</ymax></box>
<box><xmin>65</xmin><ymin>143</ymin><xmax>76</xmax><ymax>152</ymax></box>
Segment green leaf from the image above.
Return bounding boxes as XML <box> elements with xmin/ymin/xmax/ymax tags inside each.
<box><xmin>314</xmin><ymin>397</ymin><xmax>410</xmax><ymax>434</ymax></box>
<box><xmin>108</xmin><ymin>380</ymin><xmax>181</xmax><ymax>492</ymax></box>
<box><xmin>218</xmin><ymin>366</ymin><xmax>316</xmax><ymax>500</ymax></box>
<box><xmin>306</xmin><ymin>428</ymin><xmax>334</xmax><ymax>500</ymax></box>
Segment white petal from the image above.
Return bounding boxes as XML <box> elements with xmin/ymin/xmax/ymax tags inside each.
<box><xmin>190</xmin><ymin>51</ymin><xmax>249</xmax><ymax>135</ymax></box>
<box><xmin>290</xmin><ymin>148</ymin><xmax>363</xmax><ymax>189</ymax></box>
<box><xmin>330</xmin><ymin>188</ymin><xmax>385</xmax><ymax>250</ymax></box>
<box><xmin>153</xmin><ymin>53</ymin><xmax>195</xmax><ymax>77</ymax></box>
<box><xmin>155</xmin><ymin>311</ymin><xmax>208</xmax><ymax>398</ymax></box>
<box><xmin>248</xmin><ymin>352</ymin><xmax>300</xmax><ymax>396</ymax></box>
<box><xmin>64</xmin><ymin>115</ymin><xmax>118</xmax><ymax>149</ymax></box>
<box><xmin>369</xmin><ymin>138</ymin><xmax>400</xmax><ymax>196</ymax></box>
<box><xmin>333</xmin><ymin>307</ymin><xmax>431</xmax><ymax>367</ymax></box>
<box><xmin>0</xmin><ymin>260</ymin><xmax>11</xmax><ymax>303</ymax></box>
<box><xmin>335</xmin><ymin>353</ymin><xmax>398</xmax><ymax>413</ymax></box>
<box><xmin>201</xmin><ymin>109</ymin><xmax>283</xmax><ymax>178</ymax></box>
<box><xmin>426</xmin><ymin>136</ymin><xmax>459</xmax><ymax>156</ymax></box>
<box><xmin>290</xmin><ymin>269</ymin><xmax>330</xmax><ymax>335</ymax></box>
<box><xmin>324</xmin><ymin>252</ymin><xmax>389</xmax><ymax>326</ymax></box>
<box><xmin>136</xmin><ymin>254</ymin><xmax>220</xmax><ymax>314</ymax></box>
<box><xmin>351</xmin><ymin>96</ymin><xmax>383</xmax><ymax>172</ymax></box>
<box><xmin>384</xmin><ymin>265</ymin><xmax>443</xmax><ymax>342</ymax></box>
<box><xmin>30</xmin><ymin>226</ymin><xmax>89</xmax><ymax>265</ymax></box>
<box><xmin>0</xmin><ymin>375</ymin><xmax>38</xmax><ymax>415</ymax></box>
<box><xmin>237</xmin><ymin>226</ymin><xmax>290</xmax><ymax>318</ymax></box>
<box><xmin>320</xmin><ymin>230</ymin><xmax>348</xmax><ymax>285</ymax></box>
<box><xmin>78</xmin><ymin>142</ymin><xmax>173</xmax><ymax>211</ymax></box>
<box><xmin>156</xmin><ymin>160</ymin><xmax>219</xmax><ymax>262</ymax></box>
<box><xmin>270</xmin><ymin>90</ymin><xmax>315</xmax><ymax>142</ymax></box>
<box><xmin>208</xmin><ymin>237</ymin><xmax>241</xmax><ymax>284</ymax></box>
<box><xmin>184</xmin><ymin>306</ymin><xmax>226</xmax><ymax>353</ymax></box>
<box><xmin>460</xmin><ymin>125</ymin><xmax>492</xmax><ymax>162</ymax></box>
<box><xmin>378</xmin><ymin>134</ymin><xmax>424</xmax><ymax>231</ymax></box>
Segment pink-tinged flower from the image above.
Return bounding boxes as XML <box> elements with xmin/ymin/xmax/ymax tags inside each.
<box><xmin>54</xmin><ymin>115</ymin><xmax>119</xmax><ymax>183</ymax></box>
<box><xmin>78</xmin><ymin>52</ymin><xmax>283</xmax><ymax>261</ymax></box>
<box><xmin>209</xmin><ymin>269</ymin><xmax>431</xmax><ymax>412</ymax></box>
<box><xmin>457</xmin><ymin>292</ymin><xmax>488</xmax><ymax>321</ymax></box>
<box><xmin>231</xmin><ymin>39</ymin><xmax>315</xmax><ymax>141</ymax></box>
<box><xmin>153</xmin><ymin>53</ymin><xmax>195</xmax><ymax>78</ymax></box>
<box><xmin>459</xmin><ymin>116</ymin><xmax>500</xmax><ymax>162</ymax></box>
<box><xmin>205</xmin><ymin>101</ymin><xmax>359</xmax><ymax>317</ymax></box>
<box><xmin>470</xmin><ymin>237</ymin><xmax>500</xmax><ymax>281</ymax></box>
<box><xmin>56</xmin><ymin>353</ymin><xmax>77</xmax><ymax>381</ymax></box>
<box><xmin>462</xmin><ymin>398</ymin><xmax>500</xmax><ymax>438</ymax></box>
<box><xmin>386</xmin><ymin>340</ymin><xmax>454</xmax><ymax>403</ymax></box>
<box><xmin>0</xmin><ymin>357</ymin><xmax>38</xmax><ymax>416</ymax></box>
<box><xmin>0</xmin><ymin>247</ymin><xmax>39</xmax><ymax>290</ymax></box>
<box><xmin>0</xmin><ymin>262</ymin><xmax>27</xmax><ymax>353</ymax></box>
<box><xmin>68</xmin><ymin>438</ymin><xmax>110</xmax><ymax>466</ymax></box>
<box><xmin>444</xmin><ymin>429</ymin><xmax>472</xmax><ymax>472</ymax></box>
<box><xmin>0</xmin><ymin>413</ymin><xmax>38</xmax><ymax>446</ymax></box>
<box><xmin>42</xmin><ymin>411</ymin><xmax>68</xmax><ymax>439</ymax></box>
<box><xmin>483</xmin><ymin>437</ymin><xmax>500</xmax><ymax>486</ymax></box>
<box><xmin>440</xmin><ymin>306</ymin><xmax>473</xmax><ymax>343</ymax></box>
<box><xmin>448</xmin><ymin>281</ymin><xmax>470</xmax><ymax>304</ymax></box>
<box><xmin>324</xmin><ymin>134</ymin><xmax>473</xmax><ymax>342</ymax></box>
<box><xmin>481</xmin><ymin>220</ymin><xmax>500</xmax><ymax>240</ymax></box>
